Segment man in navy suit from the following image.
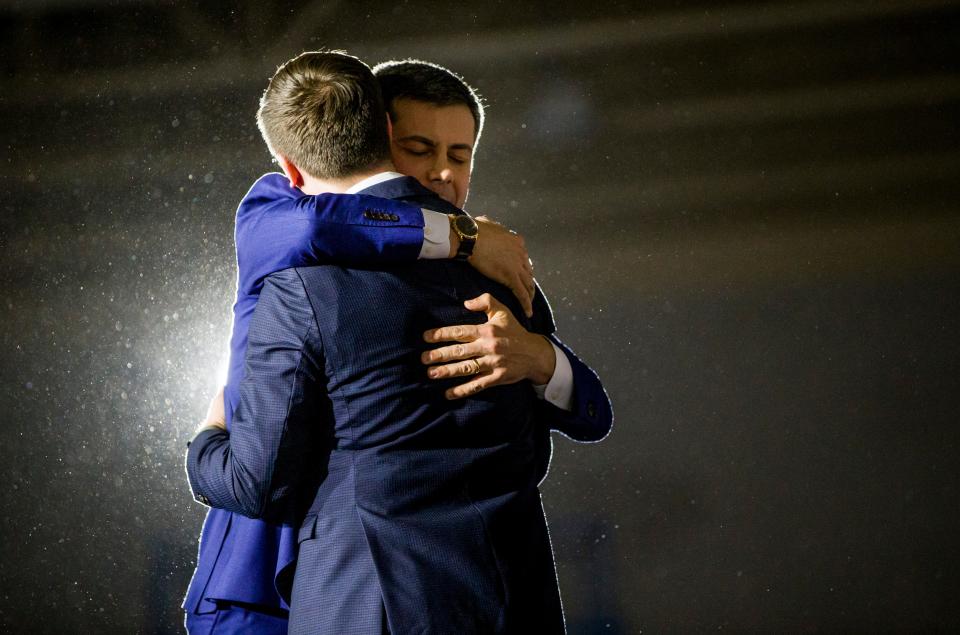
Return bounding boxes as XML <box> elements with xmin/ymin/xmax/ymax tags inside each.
<box><xmin>187</xmin><ymin>52</ymin><xmax>611</xmax><ymax>632</ymax></box>
<box><xmin>182</xmin><ymin>59</ymin><xmax>616</xmax><ymax>633</ymax></box>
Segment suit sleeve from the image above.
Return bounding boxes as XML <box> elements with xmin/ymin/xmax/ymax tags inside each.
<box><xmin>186</xmin><ymin>269</ymin><xmax>326</xmax><ymax>520</ymax></box>
<box><xmin>235</xmin><ymin>173</ymin><xmax>428</xmax><ymax>298</ymax></box>
<box><xmin>527</xmin><ymin>282</ymin><xmax>614</xmax><ymax>443</ymax></box>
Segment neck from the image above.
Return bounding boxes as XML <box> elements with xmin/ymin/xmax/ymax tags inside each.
<box><xmin>300</xmin><ymin>161</ymin><xmax>396</xmax><ymax>195</ymax></box>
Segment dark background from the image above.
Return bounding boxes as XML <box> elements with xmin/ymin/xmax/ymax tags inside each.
<box><xmin>2</xmin><ymin>1</ymin><xmax>959</xmax><ymax>632</ymax></box>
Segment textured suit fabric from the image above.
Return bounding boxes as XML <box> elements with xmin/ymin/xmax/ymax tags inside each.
<box><xmin>187</xmin><ymin>177</ymin><xmax>572</xmax><ymax>632</ymax></box>
<box><xmin>192</xmin><ymin>263</ymin><xmax>566</xmax><ymax>632</ymax></box>
<box><xmin>185</xmin><ymin>174</ymin><xmax>613</xmax><ymax>630</ymax></box>
<box><xmin>185</xmin><ymin>602</ymin><xmax>288</xmax><ymax>635</ymax></box>
<box><xmin>288</xmin><ymin>457</ymin><xmax>388</xmax><ymax>635</ymax></box>
<box><xmin>541</xmin><ymin>335</ymin><xmax>613</xmax><ymax>442</ymax></box>
<box><xmin>184</xmin><ymin>175</ymin><xmax>427</xmax><ymax>621</ymax></box>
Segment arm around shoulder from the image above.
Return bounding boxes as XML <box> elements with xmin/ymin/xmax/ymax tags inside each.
<box><xmin>235</xmin><ymin>173</ymin><xmax>429</xmax><ymax>295</ymax></box>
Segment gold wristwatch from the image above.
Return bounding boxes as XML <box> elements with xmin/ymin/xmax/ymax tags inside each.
<box><xmin>450</xmin><ymin>213</ymin><xmax>479</xmax><ymax>260</ymax></box>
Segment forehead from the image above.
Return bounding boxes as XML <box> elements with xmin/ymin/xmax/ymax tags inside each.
<box><xmin>391</xmin><ymin>98</ymin><xmax>476</xmax><ymax>145</ymax></box>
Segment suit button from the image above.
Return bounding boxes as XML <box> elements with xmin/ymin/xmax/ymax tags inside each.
<box><xmin>586</xmin><ymin>401</ymin><xmax>597</xmax><ymax>419</ymax></box>
<box><xmin>389</xmin><ymin>214</ymin><xmax>399</xmax><ymax>221</ymax></box>
<box><xmin>363</xmin><ymin>210</ymin><xmax>373</xmax><ymax>219</ymax></box>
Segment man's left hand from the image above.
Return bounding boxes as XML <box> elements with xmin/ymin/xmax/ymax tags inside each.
<box><xmin>422</xmin><ymin>293</ymin><xmax>555</xmax><ymax>399</ymax></box>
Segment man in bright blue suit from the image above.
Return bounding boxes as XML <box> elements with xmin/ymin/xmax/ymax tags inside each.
<box><xmin>184</xmin><ymin>53</ymin><xmax>611</xmax><ymax>633</ymax></box>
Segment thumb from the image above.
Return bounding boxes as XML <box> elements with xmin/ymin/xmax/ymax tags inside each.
<box><xmin>464</xmin><ymin>293</ymin><xmax>498</xmax><ymax>317</ymax></box>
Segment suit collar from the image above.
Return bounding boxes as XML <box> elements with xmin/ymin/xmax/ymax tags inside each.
<box><xmin>345</xmin><ymin>171</ymin><xmax>406</xmax><ymax>193</ymax></box>
<box><xmin>358</xmin><ymin>174</ymin><xmax>439</xmax><ymax>201</ymax></box>
<box><xmin>355</xmin><ymin>173</ymin><xmax>465</xmax><ymax>216</ymax></box>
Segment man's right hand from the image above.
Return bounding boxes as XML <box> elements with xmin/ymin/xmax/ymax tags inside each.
<box><xmin>194</xmin><ymin>385</ymin><xmax>227</xmax><ymax>435</ymax></box>
<box><xmin>422</xmin><ymin>293</ymin><xmax>556</xmax><ymax>399</ymax></box>
<box><xmin>455</xmin><ymin>215</ymin><xmax>535</xmax><ymax>317</ymax></box>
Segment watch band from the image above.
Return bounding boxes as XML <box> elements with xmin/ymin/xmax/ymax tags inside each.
<box><xmin>455</xmin><ymin>235</ymin><xmax>475</xmax><ymax>260</ymax></box>
<box><xmin>452</xmin><ymin>214</ymin><xmax>478</xmax><ymax>261</ymax></box>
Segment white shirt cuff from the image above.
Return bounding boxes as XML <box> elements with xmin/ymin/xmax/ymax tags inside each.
<box><xmin>533</xmin><ymin>341</ymin><xmax>574</xmax><ymax>411</ymax></box>
<box><xmin>419</xmin><ymin>210</ymin><xmax>451</xmax><ymax>259</ymax></box>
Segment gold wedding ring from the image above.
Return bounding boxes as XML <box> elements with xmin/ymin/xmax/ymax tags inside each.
<box><xmin>467</xmin><ymin>359</ymin><xmax>482</xmax><ymax>375</ymax></box>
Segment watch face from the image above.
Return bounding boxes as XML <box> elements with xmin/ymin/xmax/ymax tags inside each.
<box><xmin>455</xmin><ymin>214</ymin><xmax>479</xmax><ymax>239</ymax></box>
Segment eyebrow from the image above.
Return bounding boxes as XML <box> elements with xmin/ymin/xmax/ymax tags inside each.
<box><xmin>396</xmin><ymin>135</ymin><xmax>473</xmax><ymax>152</ymax></box>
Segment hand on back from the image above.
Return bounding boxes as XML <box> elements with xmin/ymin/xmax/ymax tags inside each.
<box><xmin>422</xmin><ymin>293</ymin><xmax>555</xmax><ymax>399</ymax></box>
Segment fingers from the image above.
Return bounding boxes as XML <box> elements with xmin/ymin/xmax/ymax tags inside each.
<box><xmin>427</xmin><ymin>356</ymin><xmax>486</xmax><ymax>380</ymax></box>
<box><xmin>464</xmin><ymin>291</ymin><xmax>524</xmax><ymax>323</ymax></box>
<box><xmin>524</xmin><ymin>278</ymin><xmax>537</xmax><ymax>317</ymax></box>
<box><xmin>512</xmin><ymin>274</ymin><xmax>534</xmax><ymax>318</ymax></box>
<box><xmin>421</xmin><ymin>340</ymin><xmax>484</xmax><ymax>365</ymax></box>
<box><xmin>423</xmin><ymin>323</ymin><xmax>480</xmax><ymax>344</ymax></box>
<box><xmin>464</xmin><ymin>292</ymin><xmax>504</xmax><ymax>316</ymax></box>
<box><xmin>203</xmin><ymin>386</ymin><xmax>227</xmax><ymax>427</ymax></box>
<box><xmin>445</xmin><ymin>371</ymin><xmax>502</xmax><ymax>400</ymax></box>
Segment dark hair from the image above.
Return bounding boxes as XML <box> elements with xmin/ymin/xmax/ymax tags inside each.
<box><xmin>373</xmin><ymin>59</ymin><xmax>485</xmax><ymax>143</ymax></box>
<box><xmin>256</xmin><ymin>50</ymin><xmax>391</xmax><ymax>179</ymax></box>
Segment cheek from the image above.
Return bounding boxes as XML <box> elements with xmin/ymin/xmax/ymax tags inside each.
<box><xmin>390</xmin><ymin>152</ymin><xmax>430</xmax><ymax>185</ymax></box>
<box><xmin>453</xmin><ymin>172</ymin><xmax>471</xmax><ymax>207</ymax></box>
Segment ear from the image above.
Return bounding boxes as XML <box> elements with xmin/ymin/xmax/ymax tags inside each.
<box><xmin>277</xmin><ymin>155</ymin><xmax>304</xmax><ymax>189</ymax></box>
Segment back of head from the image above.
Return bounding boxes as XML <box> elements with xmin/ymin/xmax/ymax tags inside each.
<box><xmin>257</xmin><ymin>50</ymin><xmax>391</xmax><ymax>179</ymax></box>
<box><xmin>373</xmin><ymin>59</ymin><xmax>485</xmax><ymax>145</ymax></box>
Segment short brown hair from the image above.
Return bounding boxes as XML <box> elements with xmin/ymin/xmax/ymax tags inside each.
<box><xmin>256</xmin><ymin>50</ymin><xmax>391</xmax><ymax>179</ymax></box>
<box><xmin>374</xmin><ymin>59</ymin><xmax>485</xmax><ymax>143</ymax></box>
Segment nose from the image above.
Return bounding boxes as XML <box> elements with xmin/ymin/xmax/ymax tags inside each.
<box><xmin>428</xmin><ymin>156</ymin><xmax>452</xmax><ymax>183</ymax></box>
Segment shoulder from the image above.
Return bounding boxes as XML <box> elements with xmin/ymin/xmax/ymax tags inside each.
<box><xmin>245</xmin><ymin>172</ymin><xmax>292</xmax><ymax>200</ymax></box>
<box><xmin>259</xmin><ymin>268</ymin><xmax>309</xmax><ymax>310</ymax></box>
<box><xmin>250</xmin><ymin>171</ymin><xmax>288</xmax><ymax>189</ymax></box>
<box><xmin>407</xmin><ymin>191</ymin><xmax>462</xmax><ymax>215</ymax></box>
<box><xmin>237</xmin><ymin>173</ymin><xmax>301</xmax><ymax>218</ymax></box>
<box><xmin>262</xmin><ymin>268</ymin><xmax>305</xmax><ymax>293</ymax></box>
<box><xmin>364</xmin><ymin>176</ymin><xmax>462</xmax><ymax>214</ymax></box>
<box><xmin>249</xmin><ymin>269</ymin><xmax>316</xmax><ymax>341</ymax></box>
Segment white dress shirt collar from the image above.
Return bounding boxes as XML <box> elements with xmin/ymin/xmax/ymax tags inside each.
<box><xmin>345</xmin><ymin>171</ymin><xmax>406</xmax><ymax>194</ymax></box>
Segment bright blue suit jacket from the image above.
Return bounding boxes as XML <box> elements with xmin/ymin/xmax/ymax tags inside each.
<box><xmin>183</xmin><ymin>174</ymin><xmax>613</xmax><ymax>617</ymax></box>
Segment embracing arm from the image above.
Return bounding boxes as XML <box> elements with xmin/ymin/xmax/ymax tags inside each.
<box><xmin>421</xmin><ymin>286</ymin><xmax>613</xmax><ymax>442</ymax></box>
<box><xmin>534</xmin><ymin>335</ymin><xmax>613</xmax><ymax>442</ymax></box>
<box><xmin>186</xmin><ymin>269</ymin><xmax>325</xmax><ymax>519</ymax></box>
<box><xmin>527</xmin><ymin>287</ymin><xmax>613</xmax><ymax>441</ymax></box>
<box><xmin>235</xmin><ymin>173</ymin><xmax>535</xmax><ymax>315</ymax></box>
<box><xmin>235</xmin><ymin>173</ymin><xmax>425</xmax><ymax>297</ymax></box>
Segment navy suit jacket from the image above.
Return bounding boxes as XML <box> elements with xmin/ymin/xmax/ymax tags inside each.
<box><xmin>183</xmin><ymin>175</ymin><xmax>432</xmax><ymax>616</ymax></box>
<box><xmin>185</xmin><ymin>175</ymin><xmax>613</xmax><ymax>618</ymax></box>
<box><xmin>188</xmin><ymin>176</ymin><xmax>585</xmax><ymax>631</ymax></box>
